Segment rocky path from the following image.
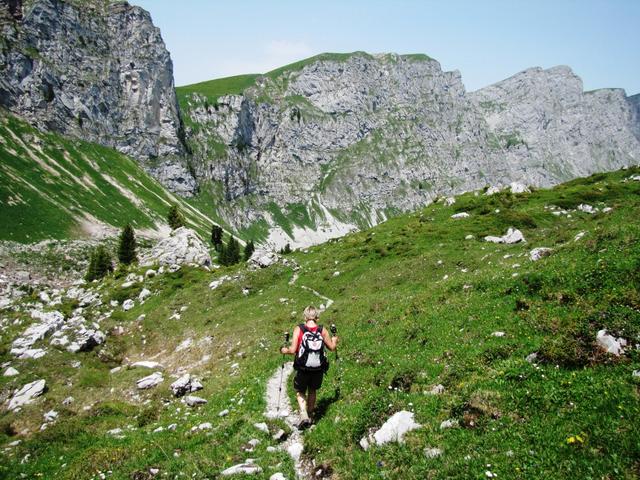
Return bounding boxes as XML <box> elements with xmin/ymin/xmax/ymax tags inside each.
<box><xmin>265</xmin><ymin>362</ymin><xmax>313</xmax><ymax>479</ymax></box>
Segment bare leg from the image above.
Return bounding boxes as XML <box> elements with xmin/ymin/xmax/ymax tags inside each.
<box><xmin>296</xmin><ymin>391</ymin><xmax>309</xmax><ymax>420</ymax></box>
<box><xmin>307</xmin><ymin>389</ymin><xmax>317</xmax><ymax>418</ymax></box>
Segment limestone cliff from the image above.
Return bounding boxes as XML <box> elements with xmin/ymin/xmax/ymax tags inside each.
<box><xmin>0</xmin><ymin>0</ymin><xmax>197</xmax><ymax>195</ymax></box>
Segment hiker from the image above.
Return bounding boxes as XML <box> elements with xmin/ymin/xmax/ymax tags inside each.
<box><xmin>280</xmin><ymin>305</ymin><xmax>338</xmax><ymax>428</ymax></box>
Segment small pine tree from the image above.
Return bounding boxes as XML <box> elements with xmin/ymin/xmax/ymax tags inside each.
<box><xmin>85</xmin><ymin>245</ymin><xmax>113</xmax><ymax>281</ymax></box>
<box><xmin>244</xmin><ymin>239</ymin><xmax>255</xmax><ymax>261</ymax></box>
<box><xmin>227</xmin><ymin>236</ymin><xmax>241</xmax><ymax>264</ymax></box>
<box><xmin>118</xmin><ymin>223</ymin><xmax>137</xmax><ymax>265</ymax></box>
<box><xmin>283</xmin><ymin>243</ymin><xmax>292</xmax><ymax>254</ymax></box>
<box><xmin>167</xmin><ymin>205</ymin><xmax>185</xmax><ymax>230</ymax></box>
<box><xmin>217</xmin><ymin>242</ymin><xmax>228</xmax><ymax>266</ymax></box>
<box><xmin>211</xmin><ymin>224</ymin><xmax>223</xmax><ymax>251</ymax></box>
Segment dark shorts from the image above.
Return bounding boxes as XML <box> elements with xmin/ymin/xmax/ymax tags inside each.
<box><xmin>293</xmin><ymin>369</ymin><xmax>324</xmax><ymax>392</ymax></box>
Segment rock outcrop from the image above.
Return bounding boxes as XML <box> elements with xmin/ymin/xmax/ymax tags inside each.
<box><xmin>0</xmin><ymin>0</ymin><xmax>197</xmax><ymax>195</ymax></box>
<box><xmin>143</xmin><ymin>227</ymin><xmax>211</xmax><ymax>267</ymax></box>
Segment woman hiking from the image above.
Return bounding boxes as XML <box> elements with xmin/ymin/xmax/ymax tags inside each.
<box><xmin>280</xmin><ymin>305</ymin><xmax>339</xmax><ymax>428</ymax></box>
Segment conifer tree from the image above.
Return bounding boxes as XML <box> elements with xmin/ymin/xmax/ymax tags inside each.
<box><xmin>117</xmin><ymin>223</ymin><xmax>137</xmax><ymax>265</ymax></box>
<box><xmin>217</xmin><ymin>242</ymin><xmax>229</xmax><ymax>266</ymax></box>
<box><xmin>244</xmin><ymin>239</ymin><xmax>255</xmax><ymax>261</ymax></box>
<box><xmin>85</xmin><ymin>245</ymin><xmax>113</xmax><ymax>281</ymax></box>
<box><xmin>167</xmin><ymin>205</ymin><xmax>185</xmax><ymax>230</ymax></box>
<box><xmin>211</xmin><ymin>224</ymin><xmax>223</xmax><ymax>250</ymax></box>
<box><xmin>227</xmin><ymin>236</ymin><xmax>241</xmax><ymax>264</ymax></box>
<box><xmin>283</xmin><ymin>243</ymin><xmax>292</xmax><ymax>254</ymax></box>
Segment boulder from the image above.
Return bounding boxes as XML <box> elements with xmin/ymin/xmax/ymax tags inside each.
<box><xmin>247</xmin><ymin>249</ymin><xmax>280</xmax><ymax>269</ymax></box>
<box><xmin>11</xmin><ymin>310</ymin><xmax>65</xmax><ymax>356</ymax></box>
<box><xmin>170</xmin><ymin>374</ymin><xmax>203</xmax><ymax>397</ymax></box>
<box><xmin>529</xmin><ymin>247</ymin><xmax>553</xmax><ymax>261</ymax></box>
<box><xmin>444</xmin><ymin>197</ymin><xmax>456</xmax><ymax>206</ymax></box>
<box><xmin>138</xmin><ymin>288</ymin><xmax>152</xmax><ymax>302</ymax></box>
<box><xmin>484</xmin><ymin>228</ymin><xmax>525</xmax><ymax>244</ymax></box>
<box><xmin>425</xmin><ymin>447</ymin><xmax>443</xmax><ymax>459</ymax></box>
<box><xmin>359</xmin><ymin>410</ymin><xmax>421</xmax><ymax>450</ymax></box>
<box><xmin>66</xmin><ymin>328</ymin><xmax>105</xmax><ymax>353</ymax></box>
<box><xmin>596</xmin><ymin>329</ymin><xmax>627</xmax><ymax>356</ymax></box>
<box><xmin>8</xmin><ymin>379</ymin><xmax>46</xmax><ymax>411</ymax></box>
<box><xmin>122</xmin><ymin>299</ymin><xmax>135</xmax><ymax>311</ymax></box>
<box><xmin>253</xmin><ymin>422</ymin><xmax>269</xmax><ymax>433</ymax></box>
<box><xmin>509</xmin><ymin>182</ymin><xmax>530</xmax><ymax>194</ymax></box>
<box><xmin>440</xmin><ymin>419</ymin><xmax>459</xmax><ymax>429</ymax></box>
<box><xmin>451</xmin><ymin>212</ymin><xmax>470</xmax><ymax>219</ymax></box>
<box><xmin>144</xmin><ymin>227</ymin><xmax>211</xmax><ymax>267</ymax></box>
<box><xmin>484</xmin><ymin>186</ymin><xmax>501</xmax><ymax>196</ymax></box>
<box><xmin>136</xmin><ymin>372</ymin><xmax>164</xmax><ymax>389</ymax></box>
<box><xmin>577</xmin><ymin>204</ymin><xmax>597</xmax><ymax>214</ymax></box>
<box><xmin>3</xmin><ymin>367</ymin><xmax>19</xmax><ymax>377</ymax></box>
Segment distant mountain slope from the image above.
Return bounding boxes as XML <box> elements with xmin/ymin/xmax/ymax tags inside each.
<box><xmin>0</xmin><ymin>110</ymin><xmax>214</xmax><ymax>243</ymax></box>
<box><xmin>178</xmin><ymin>52</ymin><xmax>640</xmax><ymax>248</ymax></box>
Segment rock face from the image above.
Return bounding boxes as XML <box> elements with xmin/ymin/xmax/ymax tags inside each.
<box><xmin>0</xmin><ymin>0</ymin><xmax>196</xmax><ymax>195</ymax></box>
<box><xmin>180</xmin><ymin>53</ymin><xmax>640</xmax><ymax>246</ymax></box>
<box><xmin>144</xmin><ymin>227</ymin><xmax>211</xmax><ymax>267</ymax></box>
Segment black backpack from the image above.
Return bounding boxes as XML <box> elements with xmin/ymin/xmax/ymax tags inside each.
<box><xmin>294</xmin><ymin>324</ymin><xmax>329</xmax><ymax>373</ymax></box>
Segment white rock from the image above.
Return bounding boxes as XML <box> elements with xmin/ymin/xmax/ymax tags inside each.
<box><xmin>136</xmin><ymin>372</ymin><xmax>164</xmax><ymax>389</ymax></box>
<box><xmin>440</xmin><ymin>419</ymin><xmax>459</xmax><ymax>429</ymax></box>
<box><xmin>3</xmin><ymin>367</ymin><xmax>19</xmax><ymax>377</ymax></box>
<box><xmin>632</xmin><ymin>370</ymin><xmax>640</xmax><ymax>378</ymax></box>
<box><xmin>333</xmin><ymin>271</ymin><xmax>341</xmax><ymax>277</ymax></box>
<box><xmin>425</xmin><ymin>447</ymin><xmax>442</xmax><ymax>459</ymax></box>
<box><xmin>492</xmin><ymin>331</ymin><xmax>506</xmax><ymax>337</ymax></box>
<box><xmin>602</xmin><ymin>207</ymin><xmax>613</xmax><ymax>213</ymax></box>
<box><xmin>485</xmin><ymin>186</ymin><xmax>501</xmax><ymax>195</ymax></box>
<box><xmin>525</xmin><ymin>352</ymin><xmax>538</xmax><ymax>363</ymax></box>
<box><xmin>287</xmin><ymin>442</ymin><xmax>304</xmax><ymax>461</ymax></box>
<box><xmin>8</xmin><ymin>379</ymin><xmax>46</xmax><ymax>411</ymax></box>
<box><xmin>170</xmin><ymin>374</ymin><xmax>203</xmax><ymax>397</ymax></box>
<box><xmin>121</xmin><ymin>281</ymin><xmax>135</xmax><ymax>289</ymax></box>
<box><xmin>451</xmin><ymin>212</ymin><xmax>470</xmax><ymax>219</ymax></box>
<box><xmin>574</xmin><ymin>231</ymin><xmax>586</xmax><ymax>242</ymax></box>
<box><xmin>15</xmin><ymin>348</ymin><xmax>47</xmax><ymax>359</ymax></box>
<box><xmin>131</xmin><ymin>361</ymin><xmax>164</xmax><ymax>370</ymax></box>
<box><xmin>176</xmin><ymin>338</ymin><xmax>193</xmax><ymax>352</ymax></box>
<box><xmin>221</xmin><ymin>459</ymin><xmax>262</xmax><ymax>476</ymax></box>
<box><xmin>426</xmin><ymin>384</ymin><xmax>445</xmax><ymax>395</ymax></box>
<box><xmin>62</xmin><ymin>396</ymin><xmax>74</xmax><ymax>405</ymax></box>
<box><xmin>43</xmin><ymin>410</ymin><xmax>58</xmax><ymax>422</ymax></box>
<box><xmin>254</xmin><ymin>422</ymin><xmax>269</xmax><ymax>433</ymax></box>
<box><xmin>183</xmin><ymin>395</ymin><xmax>208</xmax><ymax>407</ymax></box>
<box><xmin>577</xmin><ymin>204</ymin><xmax>597</xmax><ymax>214</ymax></box>
<box><xmin>359</xmin><ymin>410</ymin><xmax>421</xmax><ymax>450</ymax></box>
<box><xmin>529</xmin><ymin>247</ymin><xmax>552</xmax><ymax>261</ymax></box>
<box><xmin>218</xmin><ymin>409</ymin><xmax>229</xmax><ymax>417</ymax></box>
<box><xmin>145</xmin><ymin>269</ymin><xmax>157</xmax><ymax>278</ymax></box>
<box><xmin>247</xmin><ymin>248</ymin><xmax>280</xmax><ymax>269</ymax></box>
<box><xmin>484</xmin><ymin>227</ymin><xmax>525</xmax><ymax>244</ymax></box>
<box><xmin>143</xmin><ymin>227</ymin><xmax>212</xmax><ymax>267</ymax></box>
<box><xmin>596</xmin><ymin>329</ymin><xmax>627</xmax><ymax>356</ymax></box>
<box><xmin>270</xmin><ymin>474</ymin><xmax>286</xmax><ymax>480</ymax></box>
<box><xmin>509</xmin><ymin>182</ymin><xmax>530</xmax><ymax>194</ymax></box>
<box><xmin>122</xmin><ymin>299</ymin><xmax>135</xmax><ymax>311</ymax></box>
<box><xmin>138</xmin><ymin>288</ymin><xmax>152</xmax><ymax>302</ymax></box>
<box><xmin>196</xmin><ymin>422</ymin><xmax>212</xmax><ymax>431</ymax></box>
<box><xmin>444</xmin><ymin>197</ymin><xmax>456</xmax><ymax>206</ymax></box>
<box><xmin>465</xmin><ymin>234</ymin><xmax>475</xmax><ymax>240</ymax></box>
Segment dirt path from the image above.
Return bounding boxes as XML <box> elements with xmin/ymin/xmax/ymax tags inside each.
<box><xmin>265</xmin><ymin>362</ymin><xmax>313</xmax><ymax>479</ymax></box>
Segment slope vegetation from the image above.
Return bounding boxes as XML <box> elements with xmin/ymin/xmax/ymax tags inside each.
<box><xmin>1</xmin><ymin>168</ymin><xmax>639</xmax><ymax>479</ymax></box>
<box><xmin>0</xmin><ymin>110</ymin><xmax>215</xmax><ymax>243</ymax></box>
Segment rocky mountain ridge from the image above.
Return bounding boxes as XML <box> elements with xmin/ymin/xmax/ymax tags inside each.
<box><xmin>181</xmin><ymin>54</ymin><xmax>640</xmax><ymax>246</ymax></box>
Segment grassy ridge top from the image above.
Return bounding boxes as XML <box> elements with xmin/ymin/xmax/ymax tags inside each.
<box><xmin>1</xmin><ymin>166</ymin><xmax>639</xmax><ymax>478</ymax></box>
<box><xmin>176</xmin><ymin>51</ymin><xmax>434</xmax><ymax>108</ymax></box>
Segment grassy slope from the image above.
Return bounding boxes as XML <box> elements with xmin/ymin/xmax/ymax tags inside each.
<box><xmin>1</xmin><ymin>168</ymin><xmax>639</xmax><ymax>479</ymax></box>
<box><xmin>0</xmin><ymin>110</ymin><xmax>215</xmax><ymax>242</ymax></box>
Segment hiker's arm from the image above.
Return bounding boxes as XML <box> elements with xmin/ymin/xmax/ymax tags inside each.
<box><xmin>280</xmin><ymin>326</ymin><xmax>300</xmax><ymax>355</ymax></box>
<box><xmin>322</xmin><ymin>327</ymin><xmax>339</xmax><ymax>351</ymax></box>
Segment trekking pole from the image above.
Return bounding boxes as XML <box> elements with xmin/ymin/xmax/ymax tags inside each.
<box><xmin>276</xmin><ymin>331</ymin><xmax>290</xmax><ymax>415</ymax></box>
<box><xmin>331</xmin><ymin>323</ymin><xmax>340</xmax><ymax>396</ymax></box>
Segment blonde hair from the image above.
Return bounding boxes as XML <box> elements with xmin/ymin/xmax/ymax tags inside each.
<box><xmin>303</xmin><ymin>305</ymin><xmax>319</xmax><ymax>322</ymax></box>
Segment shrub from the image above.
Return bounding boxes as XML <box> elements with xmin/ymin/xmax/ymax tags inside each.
<box><xmin>167</xmin><ymin>205</ymin><xmax>185</xmax><ymax>230</ymax></box>
<box><xmin>85</xmin><ymin>245</ymin><xmax>113</xmax><ymax>282</ymax></box>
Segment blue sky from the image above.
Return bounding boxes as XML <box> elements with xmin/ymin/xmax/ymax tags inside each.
<box><xmin>131</xmin><ymin>0</ymin><xmax>640</xmax><ymax>94</ymax></box>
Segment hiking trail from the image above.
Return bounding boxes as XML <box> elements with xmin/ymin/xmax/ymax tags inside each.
<box><xmin>265</xmin><ymin>361</ymin><xmax>314</xmax><ymax>479</ymax></box>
